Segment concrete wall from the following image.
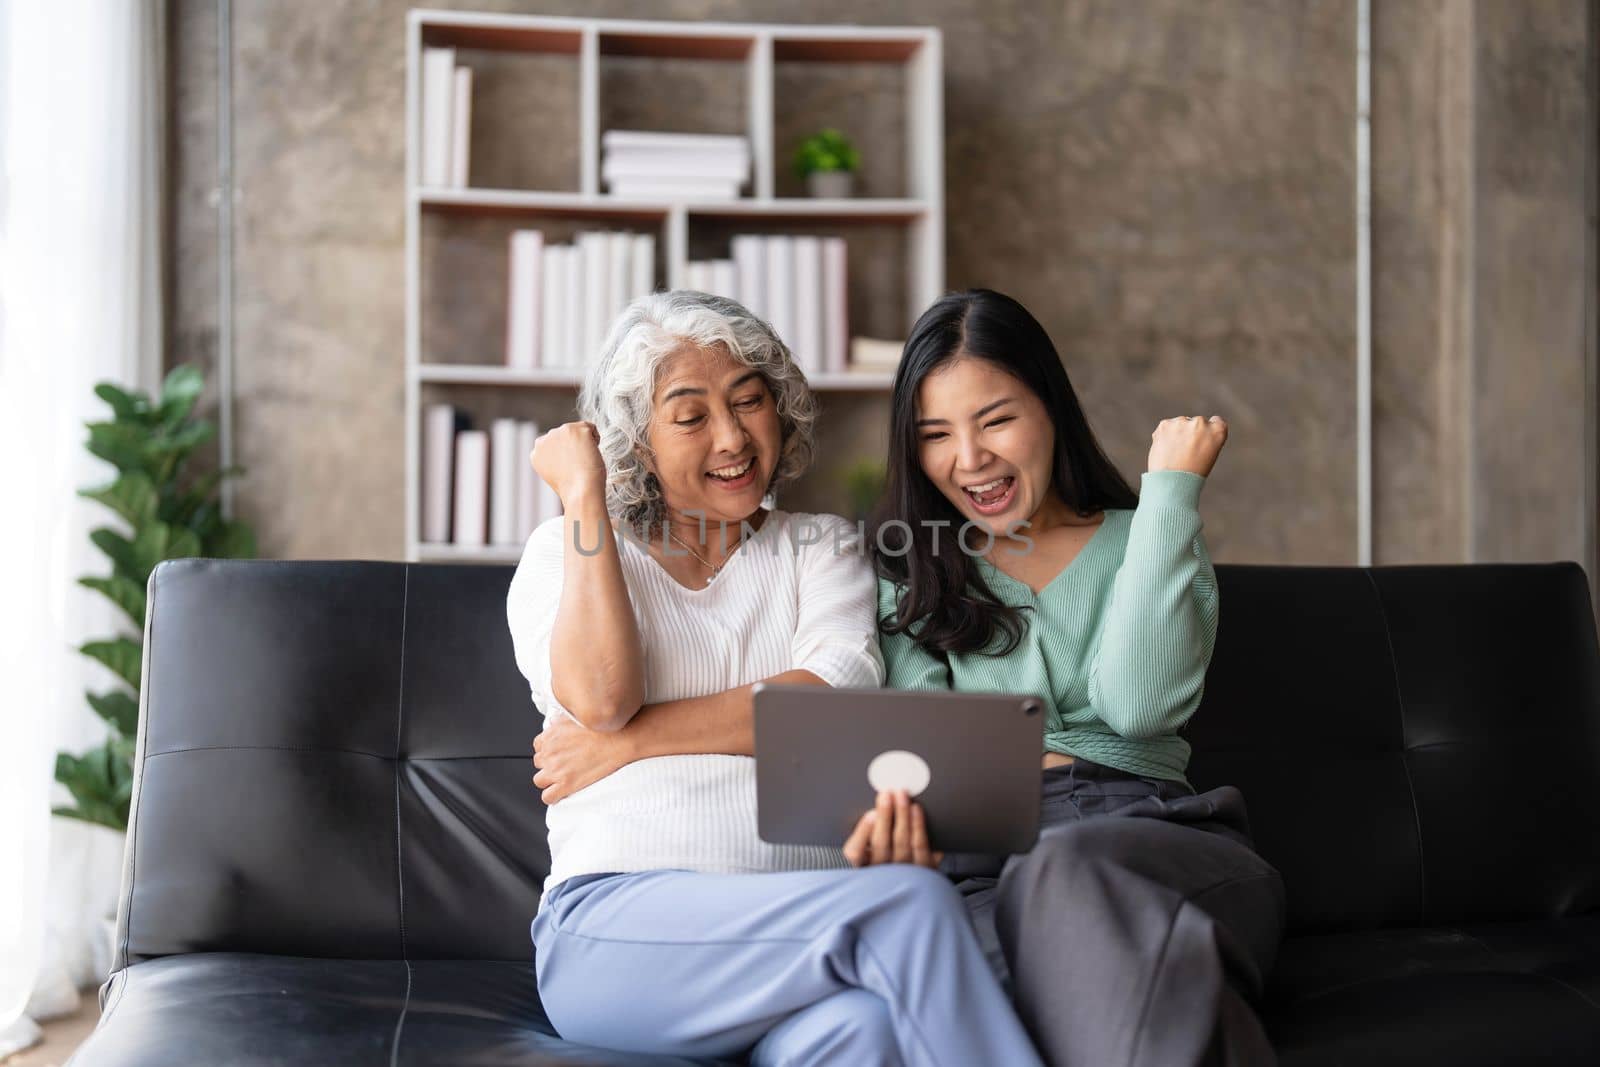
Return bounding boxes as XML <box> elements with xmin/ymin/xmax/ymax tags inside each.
<box><xmin>168</xmin><ymin>0</ymin><xmax>1596</xmax><ymax>575</ymax></box>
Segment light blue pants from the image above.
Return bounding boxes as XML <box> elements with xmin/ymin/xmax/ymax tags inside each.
<box><xmin>531</xmin><ymin>865</ymin><xmax>1044</xmax><ymax>1066</ymax></box>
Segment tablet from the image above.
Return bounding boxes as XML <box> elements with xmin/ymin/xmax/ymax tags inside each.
<box><xmin>753</xmin><ymin>683</ymin><xmax>1047</xmax><ymax>855</ymax></box>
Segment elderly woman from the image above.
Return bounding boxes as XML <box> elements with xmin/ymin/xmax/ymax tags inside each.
<box><xmin>506</xmin><ymin>290</ymin><xmax>1040</xmax><ymax>1066</ymax></box>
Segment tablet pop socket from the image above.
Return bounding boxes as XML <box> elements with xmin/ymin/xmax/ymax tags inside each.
<box><xmin>866</xmin><ymin>750</ymin><xmax>931</xmax><ymax>798</ymax></box>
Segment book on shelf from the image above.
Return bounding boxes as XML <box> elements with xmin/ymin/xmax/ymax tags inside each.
<box><xmin>602</xmin><ymin>153</ymin><xmax>748</xmax><ymax>182</ymax></box>
<box><xmin>540</xmin><ymin>244</ymin><xmax>567</xmax><ymax>372</ymax></box>
<box><xmin>490</xmin><ymin>418</ymin><xmax>520</xmax><ymax>546</ymax></box>
<box><xmin>563</xmin><ymin>243</ymin><xmax>583</xmax><ymax>370</ymax></box>
<box><xmin>425</xmin><ymin>407</ymin><xmax>561</xmax><ymax>550</ymax></box>
<box><xmin>849</xmin><ymin>336</ymin><xmax>905</xmax><ymax>373</ymax></box>
<box><xmin>507</xmin><ymin>229</ymin><xmax>657</xmax><ymax>370</ymax></box>
<box><xmin>496</xmin><ymin>227</ymin><xmax>856</xmax><ymax>380</ymax></box>
<box><xmin>608</xmin><ymin>178</ymin><xmax>742</xmax><ymax>201</ymax></box>
<box><xmin>821</xmin><ymin>237</ymin><xmax>848</xmax><ymax>373</ymax></box>
<box><xmin>792</xmin><ymin>237</ymin><xmax>823</xmax><ymax>375</ymax></box>
<box><xmin>421</xmin><ymin>48</ymin><xmax>472</xmax><ymax>188</ymax></box>
<box><xmin>421</xmin><ymin>48</ymin><xmax>453</xmax><ymax>187</ymax></box>
<box><xmin>686</xmin><ymin>259</ymin><xmax>736</xmax><ymax>299</ymax></box>
<box><xmin>601</xmin><ymin>129</ymin><xmax>750</xmax><ymax>154</ymax></box>
<box><xmin>422</xmin><ymin>403</ymin><xmax>467</xmax><ymax>543</ymax></box>
<box><xmin>631</xmin><ymin>233</ymin><xmax>655</xmax><ymax>304</ymax></box>
<box><xmin>601</xmin><ymin>129</ymin><xmax>749</xmax><ymax>199</ymax></box>
<box><xmin>684</xmin><ymin>234</ymin><xmax>851</xmax><ymax>376</ymax></box>
<box><xmin>506</xmin><ymin>230</ymin><xmax>543</xmax><ymax>369</ymax></box>
<box><xmin>449</xmin><ymin>66</ymin><xmax>472</xmax><ymax>187</ymax></box>
<box><xmin>731</xmin><ymin>235</ymin><xmax>766</xmax><ymax>318</ymax></box>
<box><xmin>765</xmin><ymin>235</ymin><xmax>795</xmax><ymax>365</ymax></box>
<box><xmin>452</xmin><ymin>430</ymin><xmax>489</xmax><ymax>547</ymax></box>
<box><xmin>684</xmin><ymin>261</ymin><xmax>708</xmax><ymax>294</ymax></box>
<box><xmin>709</xmin><ymin>259</ymin><xmax>738</xmax><ymax>303</ymax></box>
<box><xmin>515</xmin><ymin>421</ymin><xmax>540</xmax><ymax>539</ymax></box>
<box><xmin>606</xmin><ymin>231</ymin><xmax>632</xmax><ymax>333</ymax></box>
<box><xmin>579</xmin><ymin>231</ymin><xmax>609</xmax><ymax>368</ymax></box>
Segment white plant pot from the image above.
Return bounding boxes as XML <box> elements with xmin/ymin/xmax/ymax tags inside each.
<box><xmin>42</xmin><ymin>817</ymin><xmax>127</xmax><ymax>987</ymax></box>
<box><xmin>806</xmin><ymin>170</ymin><xmax>854</xmax><ymax>199</ymax></box>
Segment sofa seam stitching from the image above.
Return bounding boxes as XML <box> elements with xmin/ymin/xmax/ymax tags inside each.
<box><xmin>389</xmin><ymin>565</ymin><xmax>411</xmax><ymax>1067</ymax></box>
<box><xmin>141</xmin><ymin>745</ymin><xmax>533</xmax><ymax>760</ymax></box>
<box><xmin>1365</xmin><ymin>568</ymin><xmax>1428</xmax><ymax>921</ymax></box>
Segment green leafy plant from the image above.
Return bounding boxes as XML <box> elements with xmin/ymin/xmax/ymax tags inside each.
<box><xmin>842</xmin><ymin>458</ymin><xmax>887</xmax><ymax>523</ymax></box>
<box><xmin>793</xmin><ymin>127</ymin><xmax>861</xmax><ymax>178</ymax></box>
<box><xmin>55</xmin><ymin>364</ymin><xmax>256</xmax><ymax>831</ymax></box>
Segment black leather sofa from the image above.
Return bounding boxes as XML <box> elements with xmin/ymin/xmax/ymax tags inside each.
<box><xmin>70</xmin><ymin>558</ymin><xmax>1600</xmax><ymax>1066</ymax></box>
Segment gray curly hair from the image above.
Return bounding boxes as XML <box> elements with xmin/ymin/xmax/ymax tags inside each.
<box><xmin>578</xmin><ymin>289</ymin><xmax>818</xmax><ymax>533</ymax></box>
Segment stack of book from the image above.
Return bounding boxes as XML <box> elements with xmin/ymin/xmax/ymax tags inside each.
<box><xmin>602</xmin><ymin>130</ymin><xmax>749</xmax><ymax>200</ymax></box>
<box><xmin>505</xmin><ymin>228</ymin><xmax>657</xmax><ymax>370</ymax></box>
<box><xmin>420</xmin><ymin>48</ymin><xmax>473</xmax><ymax>187</ymax></box>
<box><xmin>685</xmin><ymin>234</ymin><xmax>850</xmax><ymax>375</ymax></box>
<box><xmin>422</xmin><ymin>406</ymin><xmax>561</xmax><ymax>548</ymax></box>
<box><xmin>848</xmin><ymin>337</ymin><xmax>905</xmax><ymax>375</ymax></box>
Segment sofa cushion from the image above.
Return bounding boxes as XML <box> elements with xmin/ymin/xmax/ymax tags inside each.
<box><xmin>1185</xmin><ymin>562</ymin><xmax>1600</xmax><ymax>933</ymax></box>
<box><xmin>1267</xmin><ymin>915</ymin><xmax>1600</xmax><ymax>1065</ymax></box>
<box><xmin>115</xmin><ymin>562</ymin><xmax>550</xmax><ymax>968</ymax></box>
<box><xmin>73</xmin><ymin>954</ymin><xmax>730</xmax><ymax>1067</ymax></box>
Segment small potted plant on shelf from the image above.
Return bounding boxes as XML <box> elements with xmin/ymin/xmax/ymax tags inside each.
<box><xmin>842</xmin><ymin>458</ymin><xmax>888</xmax><ymax>524</ymax></box>
<box><xmin>794</xmin><ymin>128</ymin><xmax>860</xmax><ymax>199</ymax></box>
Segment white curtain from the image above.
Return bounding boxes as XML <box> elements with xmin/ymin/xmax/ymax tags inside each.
<box><xmin>0</xmin><ymin>0</ymin><xmax>166</xmax><ymax>1050</ymax></box>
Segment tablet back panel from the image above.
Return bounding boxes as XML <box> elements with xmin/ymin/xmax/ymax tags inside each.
<box><xmin>754</xmin><ymin>685</ymin><xmax>1046</xmax><ymax>853</ymax></box>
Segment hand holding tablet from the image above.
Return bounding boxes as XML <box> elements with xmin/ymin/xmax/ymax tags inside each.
<box><xmin>841</xmin><ymin>787</ymin><xmax>944</xmax><ymax>868</ymax></box>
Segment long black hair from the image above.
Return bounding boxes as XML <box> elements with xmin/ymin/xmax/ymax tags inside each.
<box><xmin>872</xmin><ymin>288</ymin><xmax>1138</xmax><ymax>657</ymax></box>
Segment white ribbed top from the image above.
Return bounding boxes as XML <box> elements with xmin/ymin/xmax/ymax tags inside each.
<box><xmin>506</xmin><ymin>509</ymin><xmax>885</xmax><ymax>905</ymax></box>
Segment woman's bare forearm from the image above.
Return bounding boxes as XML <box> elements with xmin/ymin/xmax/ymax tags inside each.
<box><xmin>549</xmin><ymin>490</ymin><xmax>646</xmax><ymax>730</ymax></box>
<box><xmin>617</xmin><ymin>668</ymin><xmax>824</xmax><ymax>761</ymax></box>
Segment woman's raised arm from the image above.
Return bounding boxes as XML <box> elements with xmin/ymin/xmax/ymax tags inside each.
<box><xmin>508</xmin><ymin>422</ymin><xmax>646</xmax><ymax>733</ymax></box>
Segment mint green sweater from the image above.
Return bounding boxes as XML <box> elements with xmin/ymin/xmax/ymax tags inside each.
<box><xmin>876</xmin><ymin>470</ymin><xmax>1219</xmax><ymax>783</ymax></box>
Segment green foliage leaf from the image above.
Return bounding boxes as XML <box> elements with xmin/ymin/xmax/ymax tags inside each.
<box><xmin>87</xmin><ymin>688</ymin><xmax>140</xmax><ymax>739</ymax></box>
<box><xmin>186</xmin><ymin>500</ymin><xmax>221</xmax><ymax>543</ymax></box>
<box><xmin>208</xmin><ymin>519</ymin><xmax>256</xmax><ymax>560</ymax></box>
<box><xmin>155</xmin><ymin>419</ymin><xmax>216</xmax><ymax>453</ymax></box>
<box><xmin>53</xmin><ymin>743</ymin><xmax>133</xmax><ymax>831</ymax></box>
<box><xmin>90</xmin><ymin>524</ymin><xmax>172</xmax><ymax>586</ymax></box>
<box><xmin>793</xmin><ymin>127</ymin><xmax>861</xmax><ymax>178</ymax></box>
<box><xmin>89</xmin><ymin>527</ymin><xmax>141</xmax><ymax>579</ymax></box>
<box><xmin>77</xmin><ymin>574</ymin><xmax>147</xmax><ymax>628</ymax></box>
<box><xmin>167</xmin><ymin>525</ymin><xmax>202</xmax><ymax>560</ymax></box>
<box><xmin>86</xmin><ymin>420</ymin><xmax>155</xmax><ymax>477</ymax></box>
<box><xmin>81</xmin><ymin>637</ymin><xmax>143</xmax><ymax>690</ymax></box>
<box><xmin>131</xmin><ymin>522</ymin><xmax>177</xmax><ymax>577</ymax></box>
<box><xmin>68</xmin><ymin>362</ymin><xmax>255</xmax><ymax>835</ymax></box>
<box><xmin>94</xmin><ymin>382</ymin><xmax>153</xmax><ymax>423</ymax></box>
<box><xmin>109</xmin><ymin>736</ymin><xmax>136</xmax><ymax>815</ymax></box>
<box><xmin>157</xmin><ymin>364</ymin><xmax>205</xmax><ymax>425</ymax></box>
<box><xmin>842</xmin><ymin>459</ymin><xmax>887</xmax><ymax>520</ymax></box>
<box><xmin>147</xmin><ymin>419</ymin><xmax>215</xmax><ymax>485</ymax></box>
<box><xmin>168</xmin><ymin>466</ymin><xmax>246</xmax><ymax>528</ymax></box>
<box><xmin>78</xmin><ymin>470</ymin><xmax>160</xmax><ymax>527</ymax></box>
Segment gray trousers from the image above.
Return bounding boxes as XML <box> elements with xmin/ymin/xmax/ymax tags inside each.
<box><xmin>943</xmin><ymin>758</ymin><xmax>1287</xmax><ymax>1067</ymax></box>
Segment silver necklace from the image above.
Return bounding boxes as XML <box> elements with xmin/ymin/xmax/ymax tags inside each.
<box><xmin>666</xmin><ymin>526</ymin><xmax>739</xmax><ymax>585</ymax></box>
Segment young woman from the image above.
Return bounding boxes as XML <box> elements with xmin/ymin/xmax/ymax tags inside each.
<box><xmin>510</xmin><ymin>289</ymin><xmax>1040</xmax><ymax>1066</ymax></box>
<box><xmin>870</xmin><ymin>287</ymin><xmax>1287</xmax><ymax>1067</ymax></box>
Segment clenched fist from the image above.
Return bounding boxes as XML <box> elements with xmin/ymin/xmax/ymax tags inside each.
<box><xmin>1148</xmin><ymin>415</ymin><xmax>1228</xmax><ymax>478</ymax></box>
<box><xmin>530</xmin><ymin>421</ymin><xmax>608</xmax><ymax>506</ymax></box>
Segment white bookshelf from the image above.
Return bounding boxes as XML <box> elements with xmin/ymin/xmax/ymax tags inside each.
<box><xmin>404</xmin><ymin>9</ymin><xmax>945</xmax><ymax>563</ymax></box>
